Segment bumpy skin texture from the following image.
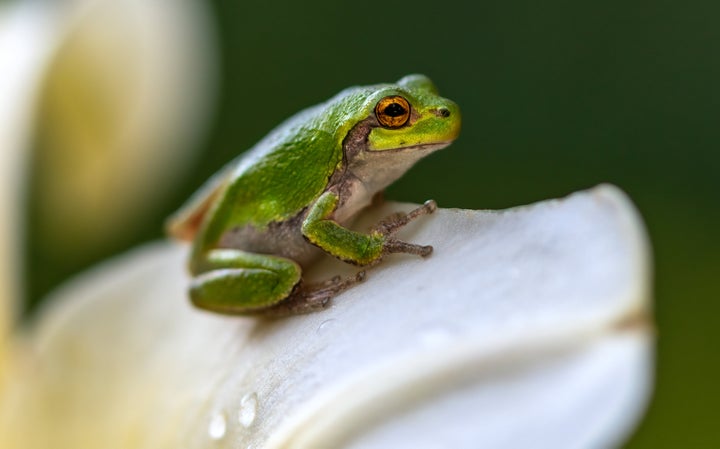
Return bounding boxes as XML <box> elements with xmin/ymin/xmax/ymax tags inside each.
<box><xmin>167</xmin><ymin>74</ymin><xmax>461</xmax><ymax>315</ymax></box>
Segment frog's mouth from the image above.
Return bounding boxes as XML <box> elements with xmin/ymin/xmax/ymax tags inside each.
<box><xmin>380</xmin><ymin>141</ymin><xmax>453</xmax><ymax>153</ymax></box>
<box><xmin>343</xmin><ymin>116</ymin><xmax>458</xmax><ymax>159</ymax></box>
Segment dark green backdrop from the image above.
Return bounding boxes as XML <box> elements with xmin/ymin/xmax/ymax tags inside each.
<box><xmin>26</xmin><ymin>1</ymin><xmax>720</xmax><ymax>447</ymax></box>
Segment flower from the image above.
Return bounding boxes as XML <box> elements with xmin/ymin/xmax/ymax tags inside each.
<box><xmin>1</xmin><ymin>185</ymin><xmax>653</xmax><ymax>448</ymax></box>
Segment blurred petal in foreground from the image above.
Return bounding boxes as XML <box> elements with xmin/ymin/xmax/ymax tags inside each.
<box><xmin>0</xmin><ymin>185</ymin><xmax>653</xmax><ymax>449</ymax></box>
<box><xmin>0</xmin><ymin>0</ymin><xmax>61</xmax><ymax>354</ymax></box>
<box><xmin>33</xmin><ymin>0</ymin><xmax>217</xmax><ymax>250</ymax></box>
<box><xmin>0</xmin><ymin>0</ymin><xmax>216</xmax><ymax>334</ymax></box>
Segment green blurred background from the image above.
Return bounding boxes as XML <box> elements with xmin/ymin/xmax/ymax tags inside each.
<box><xmin>25</xmin><ymin>0</ymin><xmax>719</xmax><ymax>447</ymax></box>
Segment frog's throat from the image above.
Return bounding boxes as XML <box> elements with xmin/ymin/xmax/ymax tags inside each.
<box><xmin>332</xmin><ymin>118</ymin><xmax>451</xmax><ymax>222</ymax></box>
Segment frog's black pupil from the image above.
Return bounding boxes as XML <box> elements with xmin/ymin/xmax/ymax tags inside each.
<box><xmin>384</xmin><ymin>102</ymin><xmax>407</xmax><ymax>117</ymax></box>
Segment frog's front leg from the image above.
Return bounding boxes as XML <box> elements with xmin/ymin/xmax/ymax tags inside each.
<box><xmin>301</xmin><ymin>191</ymin><xmax>436</xmax><ymax>266</ymax></box>
<box><xmin>189</xmin><ymin>249</ymin><xmax>302</xmax><ymax>314</ymax></box>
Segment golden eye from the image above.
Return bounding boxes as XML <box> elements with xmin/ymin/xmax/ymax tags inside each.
<box><xmin>375</xmin><ymin>96</ymin><xmax>411</xmax><ymax>129</ymax></box>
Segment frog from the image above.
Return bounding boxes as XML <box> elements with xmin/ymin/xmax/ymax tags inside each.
<box><xmin>166</xmin><ymin>74</ymin><xmax>461</xmax><ymax>316</ymax></box>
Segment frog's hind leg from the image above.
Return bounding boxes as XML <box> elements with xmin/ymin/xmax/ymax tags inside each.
<box><xmin>189</xmin><ymin>249</ymin><xmax>302</xmax><ymax>315</ymax></box>
<box><xmin>261</xmin><ymin>271</ymin><xmax>366</xmax><ymax>317</ymax></box>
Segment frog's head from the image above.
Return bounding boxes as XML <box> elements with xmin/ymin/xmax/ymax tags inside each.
<box><xmin>333</xmin><ymin>75</ymin><xmax>461</xmax><ymax>203</ymax></box>
<box><xmin>365</xmin><ymin>74</ymin><xmax>461</xmax><ymax>153</ymax></box>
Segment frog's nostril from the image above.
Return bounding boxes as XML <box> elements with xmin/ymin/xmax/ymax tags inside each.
<box><xmin>437</xmin><ymin>108</ymin><xmax>451</xmax><ymax>118</ymax></box>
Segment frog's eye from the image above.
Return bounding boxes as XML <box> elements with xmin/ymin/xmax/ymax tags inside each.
<box><xmin>375</xmin><ymin>96</ymin><xmax>411</xmax><ymax>129</ymax></box>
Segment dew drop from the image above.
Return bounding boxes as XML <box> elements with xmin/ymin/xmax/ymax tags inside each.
<box><xmin>317</xmin><ymin>318</ymin><xmax>336</xmax><ymax>333</ymax></box>
<box><xmin>208</xmin><ymin>411</ymin><xmax>227</xmax><ymax>440</ymax></box>
<box><xmin>239</xmin><ymin>392</ymin><xmax>258</xmax><ymax>428</ymax></box>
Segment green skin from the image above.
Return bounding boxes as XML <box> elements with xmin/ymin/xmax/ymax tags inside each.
<box><xmin>167</xmin><ymin>74</ymin><xmax>461</xmax><ymax>316</ymax></box>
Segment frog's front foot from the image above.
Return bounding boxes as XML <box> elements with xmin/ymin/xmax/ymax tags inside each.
<box><xmin>373</xmin><ymin>200</ymin><xmax>437</xmax><ymax>258</ymax></box>
<box><xmin>372</xmin><ymin>200</ymin><xmax>437</xmax><ymax>235</ymax></box>
<box><xmin>383</xmin><ymin>238</ymin><xmax>434</xmax><ymax>258</ymax></box>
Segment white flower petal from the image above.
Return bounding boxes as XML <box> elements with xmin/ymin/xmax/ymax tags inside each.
<box><xmin>0</xmin><ymin>185</ymin><xmax>653</xmax><ymax>449</ymax></box>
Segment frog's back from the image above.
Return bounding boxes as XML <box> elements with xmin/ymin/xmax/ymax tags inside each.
<box><xmin>169</xmin><ymin>107</ymin><xmax>338</xmax><ymax>245</ymax></box>
<box><xmin>169</xmin><ymin>85</ymin><xmax>377</xmax><ymax>247</ymax></box>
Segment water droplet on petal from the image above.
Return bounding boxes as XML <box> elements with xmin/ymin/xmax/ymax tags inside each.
<box><xmin>317</xmin><ymin>318</ymin><xmax>336</xmax><ymax>333</ymax></box>
<box><xmin>239</xmin><ymin>392</ymin><xmax>258</xmax><ymax>428</ymax></box>
<box><xmin>208</xmin><ymin>411</ymin><xmax>227</xmax><ymax>440</ymax></box>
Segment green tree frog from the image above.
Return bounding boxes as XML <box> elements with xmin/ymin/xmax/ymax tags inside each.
<box><xmin>167</xmin><ymin>75</ymin><xmax>461</xmax><ymax>316</ymax></box>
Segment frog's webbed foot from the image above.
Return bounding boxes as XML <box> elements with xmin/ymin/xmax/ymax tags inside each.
<box><xmin>372</xmin><ymin>200</ymin><xmax>437</xmax><ymax>258</ymax></box>
<box><xmin>261</xmin><ymin>271</ymin><xmax>366</xmax><ymax>317</ymax></box>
